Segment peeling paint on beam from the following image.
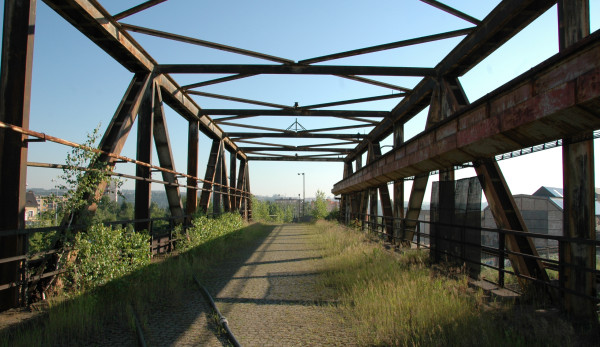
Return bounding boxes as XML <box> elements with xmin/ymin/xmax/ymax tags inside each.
<box><xmin>333</xmin><ymin>32</ymin><xmax>600</xmax><ymax>194</ymax></box>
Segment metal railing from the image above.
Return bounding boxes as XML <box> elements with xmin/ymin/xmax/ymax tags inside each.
<box><xmin>0</xmin><ymin>213</ymin><xmax>226</xmax><ymax>299</ymax></box>
<box><xmin>343</xmin><ymin>212</ymin><xmax>600</xmax><ymax>306</ymax></box>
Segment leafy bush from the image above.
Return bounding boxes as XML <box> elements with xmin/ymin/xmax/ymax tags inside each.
<box><xmin>63</xmin><ymin>224</ymin><xmax>150</xmax><ymax>293</ymax></box>
<box><xmin>175</xmin><ymin>213</ymin><xmax>244</xmax><ymax>252</ymax></box>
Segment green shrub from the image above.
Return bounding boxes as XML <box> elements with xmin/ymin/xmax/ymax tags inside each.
<box><xmin>63</xmin><ymin>224</ymin><xmax>150</xmax><ymax>293</ymax></box>
<box><xmin>175</xmin><ymin>213</ymin><xmax>243</xmax><ymax>252</ymax></box>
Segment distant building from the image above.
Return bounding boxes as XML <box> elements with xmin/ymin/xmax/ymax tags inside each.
<box><xmin>482</xmin><ymin>186</ymin><xmax>600</xmax><ymax>256</ymax></box>
<box><xmin>25</xmin><ymin>191</ymin><xmax>39</xmax><ymax>221</ymax></box>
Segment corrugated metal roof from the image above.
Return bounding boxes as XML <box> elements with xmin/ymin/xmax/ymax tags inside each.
<box><xmin>549</xmin><ymin>197</ymin><xmax>600</xmax><ymax>215</ymax></box>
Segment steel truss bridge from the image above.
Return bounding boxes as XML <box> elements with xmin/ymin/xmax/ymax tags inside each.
<box><xmin>0</xmin><ymin>0</ymin><xmax>598</xmax><ymax>321</ymax></box>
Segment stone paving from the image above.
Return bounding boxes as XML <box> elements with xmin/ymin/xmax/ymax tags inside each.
<box><xmin>2</xmin><ymin>224</ymin><xmax>356</xmax><ymax>346</ymax></box>
<box><xmin>202</xmin><ymin>224</ymin><xmax>357</xmax><ymax>347</ymax></box>
<box><xmin>138</xmin><ymin>223</ymin><xmax>356</xmax><ymax>346</ymax></box>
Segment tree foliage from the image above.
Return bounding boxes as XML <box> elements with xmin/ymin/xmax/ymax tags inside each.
<box><xmin>312</xmin><ymin>190</ymin><xmax>329</xmax><ymax>220</ymax></box>
<box><xmin>251</xmin><ymin>197</ymin><xmax>295</xmax><ymax>223</ymax></box>
<box><xmin>54</xmin><ymin>124</ymin><xmax>122</xmax><ymax>226</ymax></box>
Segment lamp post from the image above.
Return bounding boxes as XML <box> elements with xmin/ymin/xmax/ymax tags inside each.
<box><xmin>297</xmin><ymin>194</ymin><xmax>301</xmax><ymax>223</ymax></box>
<box><xmin>298</xmin><ymin>172</ymin><xmax>305</xmax><ymax>218</ymax></box>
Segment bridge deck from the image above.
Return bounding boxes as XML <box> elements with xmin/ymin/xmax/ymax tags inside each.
<box><xmin>146</xmin><ymin>224</ymin><xmax>355</xmax><ymax>346</ymax></box>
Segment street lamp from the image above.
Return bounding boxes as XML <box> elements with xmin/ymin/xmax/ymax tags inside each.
<box><xmin>298</xmin><ymin>173</ymin><xmax>305</xmax><ymax>218</ymax></box>
<box><xmin>297</xmin><ymin>194</ymin><xmax>301</xmax><ymax>223</ymax></box>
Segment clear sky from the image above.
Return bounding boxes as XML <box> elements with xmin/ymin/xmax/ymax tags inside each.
<box><xmin>2</xmin><ymin>1</ymin><xmax>599</xmax><ymax>201</ymax></box>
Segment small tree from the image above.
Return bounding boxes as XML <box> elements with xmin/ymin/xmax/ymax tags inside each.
<box><xmin>312</xmin><ymin>190</ymin><xmax>328</xmax><ymax>220</ymax></box>
<box><xmin>55</xmin><ymin>124</ymin><xmax>121</xmax><ymax>227</ymax></box>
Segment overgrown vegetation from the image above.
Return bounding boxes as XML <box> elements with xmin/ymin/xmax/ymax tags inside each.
<box><xmin>1</xmin><ymin>213</ymin><xmax>259</xmax><ymax>346</ymax></box>
<box><xmin>62</xmin><ymin>224</ymin><xmax>150</xmax><ymax>293</ymax></box>
<box><xmin>311</xmin><ymin>221</ymin><xmax>583</xmax><ymax>346</ymax></box>
<box><xmin>251</xmin><ymin>196</ymin><xmax>295</xmax><ymax>223</ymax></box>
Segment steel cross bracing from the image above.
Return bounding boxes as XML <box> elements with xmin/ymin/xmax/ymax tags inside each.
<box><xmin>0</xmin><ymin>0</ymin><xmax>598</xmax><ymax>319</ymax></box>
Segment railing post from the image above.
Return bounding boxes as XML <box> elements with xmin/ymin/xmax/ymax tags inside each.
<box><xmin>416</xmin><ymin>220</ymin><xmax>420</xmax><ymax>250</ymax></box>
<box><xmin>498</xmin><ymin>230</ymin><xmax>505</xmax><ymax>287</ymax></box>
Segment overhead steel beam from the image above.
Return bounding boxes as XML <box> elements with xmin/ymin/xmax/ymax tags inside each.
<box><xmin>300</xmin><ymin>28</ymin><xmax>473</xmax><ymax>65</ymax></box>
<box><xmin>182</xmin><ymin>74</ymin><xmax>257</xmax><ymax>90</ymax></box>
<box><xmin>301</xmin><ymin>93</ymin><xmax>405</xmax><ymax>110</ymax></box>
<box><xmin>345</xmin><ymin>0</ymin><xmax>558</xmax><ymax>162</ymax></box>
<box><xmin>227</xmin><ymin>132</ymin><xmax>365</xmax><ymax>139</ymax></box>
<box><xmin>241</xmin><ymin>147</ymin><xmax>352</xmax><ymax>153</ymax></box>
<box><xmin>333</xmin><ymin>31</ymin><xmax>600</xmax><ymax>194</ymax></box>
<box><xmin>158</xmin><ymin>64</ymin><xmax>436</xmax><ymax>76</ymax></box>
<box><xmin>336</xmin><ymin>75</ymin><xmax>411</xmax><ymax>92</ymax></box>
<box><xmin>249</xmin><ymin>156</ymin><xmax>344</xmax><ymax>162</ymax></box>
<box><xmin>203</xmin><ymin>109</ymin><xmax>389</xmax><ymax>117</ymax></box>
<box><xmin>0</xmin><ymin>0</ymin><xmax>36</xmax><ymax>311</ymax></box>
<box><xmin>112</xmin><ymin>0</ymin><xmax>166</xmax><ymax>21</ymax></box>
<box><xmin>187</xmin><ymin>90</ymin><xmax>293</xmax><ymax>109</ymax></box>
<box><xmin>42</xmin><ymin>0</ymin><xmax>246</xmax><ymax>160</ymax></box>
<box><xmin>154</xmin><ymin>74</ymin><xmax>246</xmax><ymax>159</ymax></box>
<box><xmin>420</xmin><ymin>0</ymin><xmax>482</xmax><ymax>25</ymax></box>
<box><xmin>121</xmin><ymin>23</ymin><xmax>294</xmax><ymax>64</ymax></box>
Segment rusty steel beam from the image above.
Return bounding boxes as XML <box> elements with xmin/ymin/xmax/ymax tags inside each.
<box><xmin>475</xmin><ymin>158</ymin><xmax>549</xmax><ymax>282</ymax></box>
<box><xmin>558</xmin><ymin>0</ymin><xmax>596</xmax><ymax>321</ymax></box>
<box><xmin>112</xmin><ymin>0</ymin><xmax>166</xmax><ymax>21</ymax></box>
<box><xmin>153</xmin><ymin>85</ymin><xmax>184</xmax><ymax>220</ymax></box>
<box><xmin>345</xmin><ymin>0</ymin><xmax>557</xmax><ymax>162</ymax></box>
<box><xmin>236</xmin><ymin>159</ymin><xmax>247</xmax><ymax>210</ymax></box>
<box><xmin>301</xmin><ymin>93</ymin><xmax>405</xmax><ymax>110</ymax></box>
<box><xmin>203</xmin><ymin>109</ymin><xmax>389</xmax><ymax>117</ymax></box>
<box><xmin>230</xmin><ymin>151</ymin><xmax>237</xmax><ymax>210</ymax></box>
<box><xmin>336</xmin><ymin>75</ymin><xmax>411</xmax><ymax>92</ymax></box>
<box><xmin>134</xmin><ymin>77</ymin><xmax>154</xmax><ymax>232</ymax></box>
<box><xmin>121</xmin><ymin>23</ymin><xmax>294</xmax><ymax>64</ymax></box>
<box><xmin>182</xmin><ymin>74</ymin><xmax>257</xmax><ymax>90</ymax></box>
<box><xmin>186</xmin><ymin>90</ymin><xmax>293</xmax><ymax>109</ymax></box>
<box><xmin>333</xmin><ymin>31</ymin><xmax>600</xmax><ymax>194</ymax></box>
<box><xmin>248</xmin><ymin>156</ymin><xmax>344</xmax><ymax>162</ymax></box>
<box><xmin>158</xmin><ymin>64</ymin><xmax>436</xmax><ymax>76</ymax></box>
<box><xmin>228</xmin><ymin>132</ymin><xmax>364</xmax><ymax>139</ymax></box>
<box><xmin>43</xmin><ymin>0</ymin><xmax>246</xmax><ymax>160</ymax></box>
<box><xmin>0</xmin><ymin>0</ymin><xmax>36</xmax><ymax>311</ymax></box>
<box><xmin>186</xmin><ymin>120</ymin><xmax>199</xmax><ymax>216</ymax></box>
<box><xmin>241</xmin><ymin>147</ymin><xmax>351</xmax><ymax>153</ymax></box>
<box><xmin>420</xmin><ymin>0</ymin><xmax>482</xmax><ymax>25</ymax></box>
<box><xmin>300</xmin><ymin>28</ymin><xmax>473</xmax><ymax>65</ymax></box>
<box><xmin>199</xmin><ymin>140</ymin><xmax>221</xmax><ymax>214</ymax></box>
<box><xmin>154</xmin><ymin>75</ymin><xmax>246</xmax><ymax>159</ymax></box>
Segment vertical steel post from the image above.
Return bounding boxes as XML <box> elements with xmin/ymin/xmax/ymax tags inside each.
<box><xmin>393</xmin><ymin>122</ymin><xmax>405</xmax><ymax>241</ymax></box>
<box><xmin>186</xmin><ymin>120</ymin><xmax>199</xmax><ymax>219</ymax></box>
<box><xmin>0</xmin><ymin>0</ymin><xmax>37</xmax><ymax>310</ymax></box>
<box><xmin>230</xmin><ymin>151</ymin><xmax>237</xmax><ymax>211</ymax></box>
<box><xmin>135</xmin><ymin>77</ymin><xmax>154</xmax><ymax>232</ymax></box>
<box><xmin>558</xmin><ymin>0</ymin><xmax>596</xmax><ymax>320</ymax></box>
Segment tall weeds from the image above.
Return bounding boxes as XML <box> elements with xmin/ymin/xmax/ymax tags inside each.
<box><xmin>0</xmin><ymin>214</ymin><xmax>269</xmax><ymax>347</ymax></box>
<box><xmin>311</xmin><ymin>221</ymin><xmax>576</xmax><ymax>346</ymax></box>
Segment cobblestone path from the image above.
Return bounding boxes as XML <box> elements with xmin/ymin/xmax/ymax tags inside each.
<box><xmin>201</xmin><ymin>223</ymin><xmax>356</xmax><ymax>347</ymax></box>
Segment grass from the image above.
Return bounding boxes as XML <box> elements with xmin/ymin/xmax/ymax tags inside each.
<box><xmin>0</xmin><ymin>221</ymin><xmax>273</xmax><ymax>347</ymax></box>
<box><xmin>310</xmin><ymin>220</ymin><xmax>588</xmax><ymax>347</ymax></box>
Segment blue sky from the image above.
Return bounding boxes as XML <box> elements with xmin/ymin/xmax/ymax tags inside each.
<box><xmin>2</xmin><ymin>1</ymin><xmax>599</xmax><ymax>200</ymax></box>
